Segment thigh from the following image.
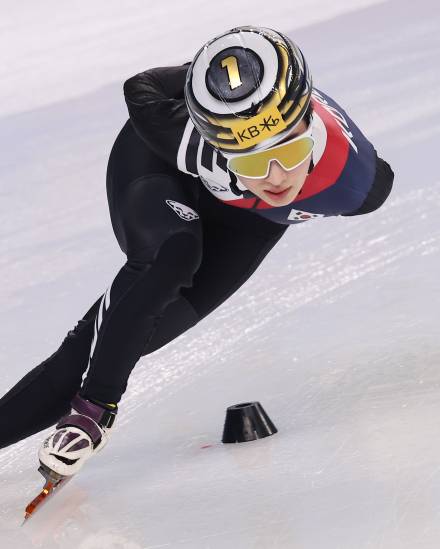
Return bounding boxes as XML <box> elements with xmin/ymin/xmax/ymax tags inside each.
<box><xmin>183</xmin><ymin>214</ymin><xmax>287</xmax><ymax>319</ymax></box>
<box><xmin>106</xmin><ymin>120</ymin><xmax>202</xmax><ymax>262</ymax></box>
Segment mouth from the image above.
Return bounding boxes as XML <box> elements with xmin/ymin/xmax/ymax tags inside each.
<box><xmin>264</xmin><ymin>187</ymin><xmax>291</xmax><ymax>200</ymax></box>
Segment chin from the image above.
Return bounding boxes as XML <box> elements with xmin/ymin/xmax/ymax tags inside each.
<box><xmin>262</xmin><ymin>197</ymin><xmax>283</xmax><ymax>207</ymax></box>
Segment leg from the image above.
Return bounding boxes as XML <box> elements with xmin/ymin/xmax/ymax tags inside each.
<box><xmin>0</xmin><ymin>297</ymin><xmax>102</xmax><ymax>449</ymax></box>
<box><xmin>78</xmin><ymin>121</ymin><xmax>203</xmax><ymax>404</ymax></box>
<box><xmin>34</xmin><ymin>126</ymin><xmax>204</xmax><ymax>476</ymax></box>
<box><xmin>0</xmin><ymin>120</ymin><xmax>199</xmax><ymax>448</ymax></box>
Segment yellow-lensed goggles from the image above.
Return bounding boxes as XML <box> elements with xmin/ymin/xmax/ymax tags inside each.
<box><xmin>226</xmin><ymin>125</ymin><xmax>315</xmax><ymax>179</ymax></box>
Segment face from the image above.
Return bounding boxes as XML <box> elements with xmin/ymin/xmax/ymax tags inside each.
<box><xmin>237</xmin><ymin>118</ymin><xmax>312</xmax><ymax>207</ymax></box>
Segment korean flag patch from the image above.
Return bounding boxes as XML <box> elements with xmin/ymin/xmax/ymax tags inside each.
<box><xmin>288</xmin><ymin>209</ymin><xmax>324</xmax><ymax>222</ymax></box>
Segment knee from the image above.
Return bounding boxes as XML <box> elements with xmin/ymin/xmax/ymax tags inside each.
<box><xmin>157</xmin><ymin>231</ymin><xmax>202</xmax><ymax>285</ymax></box>
<box><xmin>128</xmin><ymin>231</ymin><xmax>202</xmax><ymax>287</ymax></box>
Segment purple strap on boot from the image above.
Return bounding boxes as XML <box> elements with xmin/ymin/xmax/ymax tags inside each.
<box><xmin>57</xmin><ymin>414</ymin><xmax>102</xmax><ymax>445</ymax></box>
<box><xmin>71</xmin><ymin>394</ymin><xmax>108</xmax><ymax>423</ymax></box>
<box><xmin>56</xmin><ymin>394</ymin><xmax>116</xmax><ymax>446</ymax></box>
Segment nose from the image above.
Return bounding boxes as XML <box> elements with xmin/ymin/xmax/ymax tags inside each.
<box><xmin>266</xmin><ymin>160</ymin><xmax>288</xmax><ymax>186</ymax></box>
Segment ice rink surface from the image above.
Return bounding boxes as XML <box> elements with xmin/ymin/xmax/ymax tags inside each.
<box><xmin>0</xmin><ymin>0</ymin><xmax>439</xmax><ymax>547</ymax></box>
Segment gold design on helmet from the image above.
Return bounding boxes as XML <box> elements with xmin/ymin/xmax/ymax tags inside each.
<box><xmin>194</xmin><ymin>34</ymin><xmax>309</xmax><ymax>152</ymax></box>
<box><xmin>274</xmin><ymin>41</ymin><xmax>289</xmax><ymax>102</ymax></box>
<box><xmin>280</xmin><ymin>99</ymin><xmax>294</xmax><ymax>114</ymax></box>
<box><xmin>229</xmin><ymin>104</ymin><xmax>288</xmax><ymax>148</ymax></box>
<box><xmin>206</xmin><ymin>90</ymin><xmax>293</xmax><ymax>151</ymax></box>
<box><xmin>207</xmin><ymin>42</ymin><xmax>303</xmax><ymax>151</ymax></box>
<box><xmin>220</xmin><ymin>56</ymin><xmax>243</xmax><ymax>90</ymax></box>
<box><xmin>281</xmin><ymin>93</ymin><xmax>309</xmax><ymax>127</ymax></box>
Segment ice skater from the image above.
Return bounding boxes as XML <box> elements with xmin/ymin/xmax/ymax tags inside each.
<box><xmin>0</xmin><ymin>26</ymin><xmax>394</xmax><ymax>494</ymax></box>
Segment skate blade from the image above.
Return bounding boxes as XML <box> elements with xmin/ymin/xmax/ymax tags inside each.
<box><xmin>22</xmin><ymin>463</ymin><xmax>73</xmax><ymax>525</ymax></box>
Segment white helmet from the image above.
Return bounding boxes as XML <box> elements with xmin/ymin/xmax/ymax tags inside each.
<box><xmin>185</xmin><ymin>25</ymin><xmax>313</xmax><ymax>155</ymax></box>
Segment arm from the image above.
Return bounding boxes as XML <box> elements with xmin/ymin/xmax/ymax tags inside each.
<box><xmin>341</xmin><ymin>154</ymin><xmax>394</xmax><ymax>217</ymax></box>
<box><xmin>123</xmin><ymin>64</ymin><xmax>191</xmax><ymax>166</ymax></box>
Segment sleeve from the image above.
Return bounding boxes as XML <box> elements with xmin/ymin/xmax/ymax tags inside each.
<box><xmin>341</xmin><ymin>153</ymin><xmax>395</xmax><ymax>217</ymax></box>
<box><xmin>123</xmin><ymin>64</ymin><xmax>191</xmax><ymax>167</ymax></box>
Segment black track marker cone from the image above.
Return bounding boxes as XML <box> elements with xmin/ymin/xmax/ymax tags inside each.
<box><xmin>222</xmin><ymin>401</ymin><xmax>278</xmax><ymax>443</ymax></box>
